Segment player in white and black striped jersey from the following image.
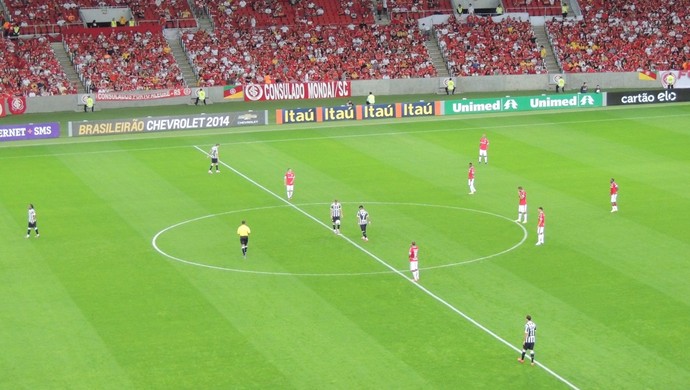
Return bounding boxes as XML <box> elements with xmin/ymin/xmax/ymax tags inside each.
<box><xmin>356</xmin><ymin>205</ymin><xmax>370</xmax><ymax>241</ymax></box>
<box><xmin>330</xmin><ymin>200</ymin><xmax>342</xmax><ymax>234</ymax></box>
<box><xmin>208</xmin><ymin>144</ymin><xmax>220</xmax><ymax>174</ymax></box>
<box><xmin>518</xmin><ymin>314</ymin><xmax>537</xmax><ymax>366</ymax></box>
<box><xmin>27</xmin><ymin>204</ymin><xmax>39</xmax><ymax>238</ymax></box>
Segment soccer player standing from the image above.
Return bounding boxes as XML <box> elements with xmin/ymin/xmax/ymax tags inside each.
<box><xmin>409</xmin><ymin>241</ymin><xmax>419</xmax><ymax>282</ymax></box>
<box><xmin>610</xmin><ymin>178</ymin><xmax>619</xmax><ymax>212</ymax></box>
<box><xmin>284</xmin><ymin>168</ymin><xmax>295</xmax><ymax>200</ymax></box>
<box><xmin>208</xmin><ymin>144</ymin><xmax>220</xmax><ymax>174</ymax></box>
<box><xmin>479</xmin><ymin>134</ymin><xmax>489</xmax><ymax>164</ymax></box>
<box><xmin>236</xmin><ymin>220</ymin><xmax>251</xmax><ymax>258</ymax></box>
<box><xmin>357</xmin><ymin>205</ymin><xmax>370</xmax><ymax>241</ymax></box>
<box><xmin>517</xmin><ymin>186</ymin><xmax>528</xmax><ymax>223</ymax></box>
<box><xmin>26</xmin><ymin>204</ymin><xmax>39</xmax><ymax>238</ymax></box>
<box><xmin>518</xmin><ymin>315</ymin><xmax>537</xmax><ymax>366</ymax></box>
<box><xmin>468</xmin><ymin>163</ymin><xmax>476</xmax><ymax>194</ymax></box>
<box><xmin>330</xmin><ymin>199</ymin><xmax>342</xmax><ymax>234</ymax></box>
<box><xmin>536</xmin><ymin>207</ymin><xmax>545</xmax><ymax>246</ymax></box>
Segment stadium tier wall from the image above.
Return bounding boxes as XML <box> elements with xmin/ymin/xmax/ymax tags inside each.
<box><xmin>21</xmin><ymin>72</ymin><xmax>658</xmax><ymax>114</ymax></box>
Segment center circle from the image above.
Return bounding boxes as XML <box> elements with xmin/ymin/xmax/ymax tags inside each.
<box><xmin>152</xmin><ymin>202</ymin><xmax>527</xmax><ymax>276</ymax></box>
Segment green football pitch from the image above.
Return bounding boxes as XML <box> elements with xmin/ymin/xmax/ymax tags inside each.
<box><xmin>1</xmin><ymin>97</ymin><xmax>689</xmax><ymax>389</ymax></box>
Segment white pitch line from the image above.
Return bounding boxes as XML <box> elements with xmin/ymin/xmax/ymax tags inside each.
<box><xmin>192</xmin><ymin>145</ymin><xmax>581</xmax><ymax>390</ymax></box>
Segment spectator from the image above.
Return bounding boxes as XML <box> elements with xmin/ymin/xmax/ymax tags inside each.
<box><xmin>579</xmin><ymin>82</ymin><xmax>588</xmax><ymax>93</ymax></box>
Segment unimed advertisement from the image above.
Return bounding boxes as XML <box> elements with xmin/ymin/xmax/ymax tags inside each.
<box><xmin>444</xmin><ymin>93</ymin><xmax>603</xmax><ymax>115</ymax></box>
<box><xmin>606</xmin><ymin>89</ymin><xmax>690</xmax><ymax>106</ymax></box>
<box><xmin>68</xmin><ymin>111</ymin><xmax>268</xmax><ymax>137</ymax></box>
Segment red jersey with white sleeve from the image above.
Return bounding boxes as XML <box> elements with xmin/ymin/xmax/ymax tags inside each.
<box><xmin>284</xmin><ymin>171</ymin><xmax>295</xmax><ymax>186</ymax></box>
<box><xmin>479</xmin><ymin>136</ymin><xmax>489</xmax><ymax>150</ymax></box>
<box><xmin>537</xmin><ymin>211</ymin><xmax>545</xmax><ymax>227</ymax></box>
<box><xmin>610</xmin><ymin>181</ymin><xmax>618</xmax><ymax>195</ymax></box>
<box><xmin>409</xmin><ymin>245</ymin><xmax>418</xmax><ymax>262</ymax></box>
<box><xmin>468</xmin><ymin>165</ymin><xmax>475</xmax><ymax>179</ymax></box>
<box><xmin>519</xmin><ymin>189</ymin><xmax>527</xmax><ymax>205</ymax></box>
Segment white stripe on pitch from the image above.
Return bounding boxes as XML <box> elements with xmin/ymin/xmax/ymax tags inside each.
<box><xmin>193</xmin><ymin>145</ymin><xmax>580</xmax><ymax>390</ymax></box>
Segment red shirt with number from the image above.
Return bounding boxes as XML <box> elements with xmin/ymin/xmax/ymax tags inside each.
<box><xmin>285</xmin><ymin>171</ymin><xmax>295</xmax><ymax>185</ymax></box>
<box><xmin>519</xmin><ymin>189</ymin><xmax>527</xmax><ymax>205</ymax></box>
<box><xmin>480</xmin><ymin>136</ymin><xmax>489</xmax><ymax>150</ymax></box>
<box><xmin>409</xmin><ymin>245</ymin><xmax>418</xmax><ymax>262</ymax></box>
<box><xmin>538</xmin><ymin>211</ymin><xmax>545</xmax><ymax>227</ymax></box>
<box><xmin>468</xmin><ymin>166</ymin><xmax>475</xmax><ymax>179</ymax></box>
<box><xmin>610</xmin><ymin>181</ymin><xmax>618</xmax><ymax>195</ymax></box>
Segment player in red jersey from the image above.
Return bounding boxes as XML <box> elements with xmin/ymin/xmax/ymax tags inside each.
<box><xmin>284</xmin><ymin>168</ymin><xmax>295</xmax><ymax>200</ymax></box>
<box><xmin>409</xmin><ymin>241</ymin><xmax>419</xmax><ymax>282</ymax></box>
<box><xmin>468</xmin><ymin>162</ymin><xmax>476</xmax><ymax>194</ymax></box>
<box><xmin>536</xmin><ymin>207</ymin><xmax>545</xmax><ymax>245</ymax></box>
<box><xmin>517</xmin><ymin>186</ymin><xmax>528</xmax><ymax>223</ymax></box>
<box><xmin>610</xmin><ymin>178</ymin><xmax>618</xmax><ymax>212</ymax></box>
<box><xmin>479</xmin><ymin>134</ymin><xmax>489</xmax><ymax>164</ymax></box>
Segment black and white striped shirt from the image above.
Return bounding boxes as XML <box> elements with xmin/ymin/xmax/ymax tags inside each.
<box><xmin>330</xmin><ymin>202</ymin><xmax>342</xmax><ymax>218</ymax></box>
<box><xmin>524</xmin><ymin>320</ymin><xmax>536</xmax><ymax>343</ymax></box>
<box><xmin>28</xmin><ymin>208</ymin><xmax>37</xmax><ymax>223</ymax></box>
<box><xmin>357</xmin><ymin>209</ymin><xmax>369</xmax><ymax>225</ymax></box>
<box><xmin>209</xmin><ymin>145</ymin><xmax>219</xmax><ymax>159</ymax></box>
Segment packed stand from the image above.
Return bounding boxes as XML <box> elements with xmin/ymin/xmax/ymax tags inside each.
<box><xmin>0</xmin><ymin>36</ymin><xmax>77</xmax><ymax>96</ymax></box>
<box><xmin>202</xmin><ymin>0</ymin><xmax>374</xmax><ymax>29</ymax></box>
<box><xmin>501</xmin><ymin>0</ymin><xmax>561</xmax><ymax>16</ymax></box>
<box><xmin>436</xmin><ymin>15</ymin><xmax>544</xmax><ymax>76</ymax></box>
<box><xmin>387</xmin><ymin>0</ymin><xmax>453</xmax><ymax>22</ymax></box>
<box><xmin>546</xmin><ymin>0</ymin><xmax>690</xmax><ymax>72</ymax></box>
<box><xmin>63</xmin><ymin>29</ymin><xmax>185</xmax><ymax>92</ymax></box>
<box><xmin>181</xmin><ymin>22</ymin><xmax>436</xmax><ymax>86</ymax></box>
<box><xmin>3</xmin><ymin>0</ymin><xmax>195</xmax><ymax>31</ymax></box>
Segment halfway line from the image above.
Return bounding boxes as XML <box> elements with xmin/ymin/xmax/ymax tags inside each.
<box><xmin>193</xmin><ymin>145</ymin><xmax>580</xmax><ymax>390</ymax></box>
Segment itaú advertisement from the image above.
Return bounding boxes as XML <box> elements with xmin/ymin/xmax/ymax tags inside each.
<box><xmin>276</xmin><ymin>101</ymin><xmax>441</xmax><ymax>124</ymax></box>
<box><xmin>244</xmin><ymin>81</ymin><xmax>351</xmax><ymax>101</ymax></box>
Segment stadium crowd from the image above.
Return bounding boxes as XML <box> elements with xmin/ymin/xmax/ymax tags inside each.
<box><xmin>0</xmin><ymin>35</ymin><xmax>76</xmax><ymax>96</ymax></box>
<box><xmin>201</xmin><ymin>0</ymin><xmax>375</xmax><ymax>28</ymax></box>
<box><xmin>3</xmin><ymin>0</ymin><xmax>690</xmax><ymax>96</ymax></box>
<box><xmin>546</xmin><ymin>0</ymin><xmax>690</xmax><ymax>72</ymax></box>
<box><xmin>436</xmin><ymin>15</ymin><xmax>545</xmax><ymax>76</ymax></box>
<box><xmin>181</xmin><ymin>22</ymin><xmax>436</xmax><ymax>86</ymax></box>
<box><xmin>3</xmin><ymin>0</ymin><xmax>195</xmax><ymax>29</ymax></box>
<box><xmin>63</xmin><ymin>29</ymin><xmax>185</xmax><ymax>92</ymax></box>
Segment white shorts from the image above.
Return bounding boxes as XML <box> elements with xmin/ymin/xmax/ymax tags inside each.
<box><xmin>537</xmin><ymin>226</ymin><xmax>544</xmax><ymax>235</ymax></box>
<box><xmin>286</xmin><ymin>185</ymin><xmax>294</xmax><ymax>192</ymax></box>
<box><xmin>410</xmin><ymin>260</ymin><xmax>418</xmax><ymax>272</ymax></box>
<box><xmin>479</xmin><ymin>149</ymin><xmax>487</xmax><ymax>157</ymax></box>
<box><xmin>611</xmin><ymin>194</ymin><xmax>617</xmax><ymax>202</ymax></box>
<box><xmin>519</xmin><ymin>204</ymin><xmax>527</xmax><ymax>213</ymax></box>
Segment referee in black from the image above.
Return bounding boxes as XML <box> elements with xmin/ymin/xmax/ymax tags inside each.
<box><xmin>519</xmin><ymin>314</ymin><xmax>537</xmax><ymax>366</ymax></box>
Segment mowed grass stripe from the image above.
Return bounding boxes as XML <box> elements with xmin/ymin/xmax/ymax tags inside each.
<box><xmin>0</xmin><ymin>158</ymin><xmax>134</xmax><ymax>389</ymax></box>
<box><xmin>45</xmin><ymin>150</ymin><xmax>292</xmax><ymax>388</ymax></box>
